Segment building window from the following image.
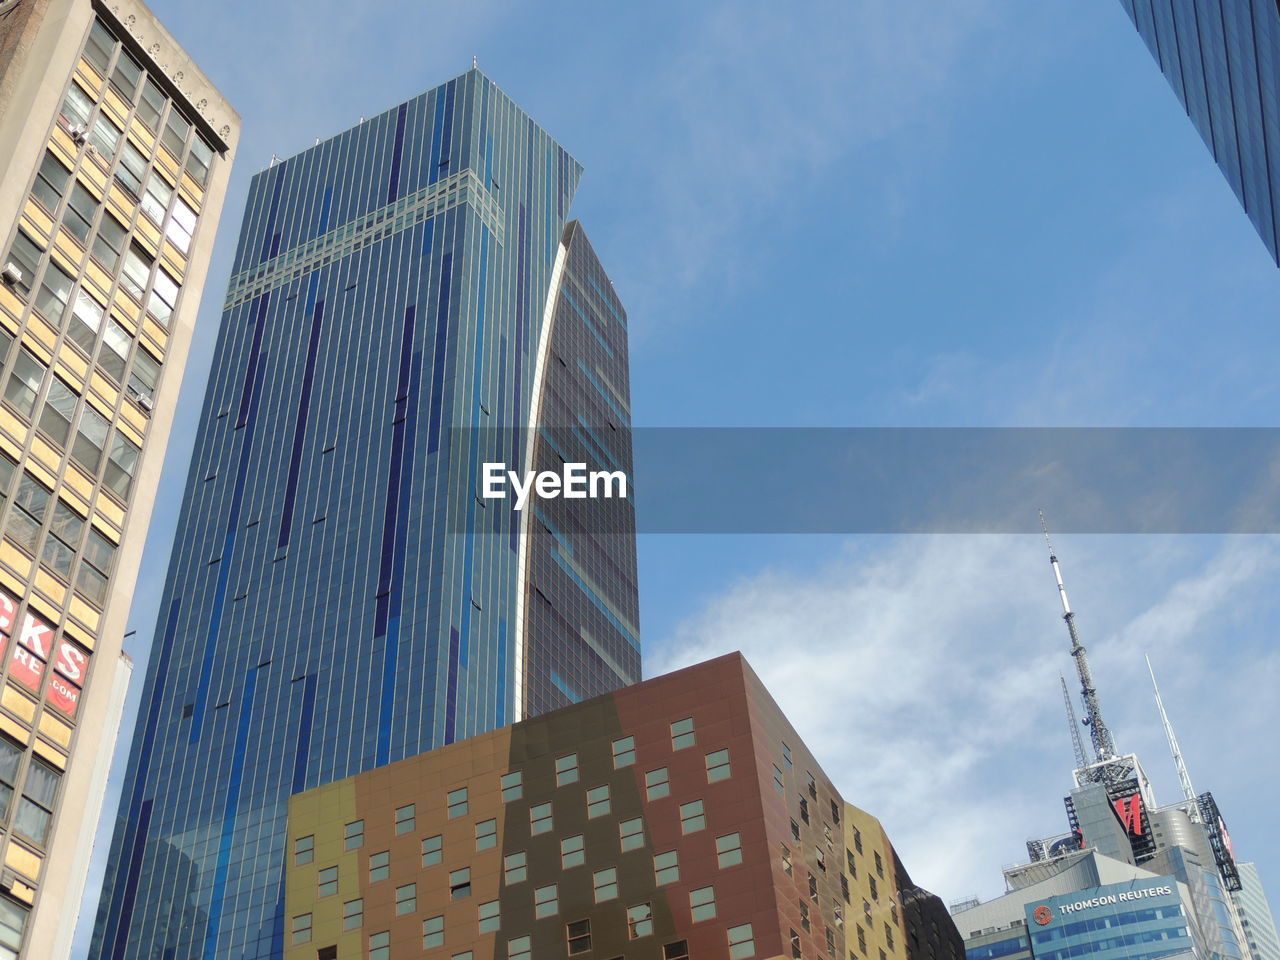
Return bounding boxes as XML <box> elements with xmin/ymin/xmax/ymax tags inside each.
<box><xmin>423</xmin><ymin>915</ymin><xmax>445</xmax><ymax>948</ymax></box>
<box><xmin>798</xmin><ymin>796</ymin><xmax>810</xmax><ymax>824</ymax></box>
<box><xmin>854</xmin><ymin>829</ymin><xmax>863</xmax><ymax>853</ymax></box>
<box><xmin>37</xmin><ymin>376</ymin><xmax>75</xmax><ymax>449</ymax></box>
<box><xmin>508</xmin><ymin>936</ymin><xmax>532</xmax><ymax>960</ymax></box>
<box><xmin>773</xmin><ymin>764</ymin><xmax>785</xmax><ymax>793</ymax></box>
<box><xmin>592</xmin><ymin>867</ymin><xmax>618</xmax><ymax>903</ymax></box>
<box><xmin>679</xmin><ymin>799</ymin><xmax>706</xmax><ymax>834</ymax></box>
<box><xmin>619</xmin><ymin>817</ymin><xmax>644</xmax><ymax>851</ymax></box>
<box><xmin>188</xmin><ymin>136</ymin><xmax>214</xmax><ymax>187</ymax></box>
<box><xmin>317</xmin><ymin>866</ymin><xmax>338</xmax><ymax>898</ymax></box>
<box><xmin>369</xmin><ymin>851</ymin><xmax>389</xmax><ymax>883</ymax></box>
<box><xmin>869</xmin><ymin>875</ymin><xmax>878</xmax><ymax>900</ymax></box>
<box><xmin>808</xmin><ymin>875</ymin><xmax>818</xmax><ymax>901</ymax></box>
<box><xmin>294</xmin><ymin>835</ymin><xmax>314</xmax><ymax>865</ymax></box>
<box><xmin>717</xmin><ymin>832</ymin><xmax>743</xmax><ymax>867</ymax></box>
<box><xmin>473</xmin><ymin>817</ymin><xmax>497</xmax><ymax>850</ymax></box>
<box><xmin>504</xmin><ymin>850</ymin><xmax>527</xmax><ymax>885</ymax></box>
<box><xmin>827</xmin><ymin>928</ymin><xmax>837</xmax><ymax>955</ymax></box>
<box><xmin>317</xmin><ymin>948</ymin><xmax>336</xmax><ymax>960</ymax></box>
<box><xmin>790</xmin><ymin>929</ymin><xmax>802</xmax><ymax>959</ymax></box>
<box><xmin>396</xmin><ymin>883</ymin><xmax>416</xmax><ymax>914</ymax></box>
<box><xmin>863</xmin><ymin>899</ymin><xmax>872</xmax><ymax>919</ymax></box>
<box><xmin>342</xmin><ymin>898</ymin><xmax>362</xmax><ymax>930</ymax></box>
<box><xmin>501</xmin><ymin>770</ymin><xmax>523</xmax><ymax>801</ymax></box>
<box><xmin>728</xmin><ymin>922</ymin><xmax>756</xmax><ymax>959</ymax></box>
<box><xmin>884</xmin><ymin>923</ymin><xmax>894</xmax><ymax>950</ymax></box>
<box><xmin>706</xmin><ymin>748</ymin><xmax>732</xmax><ymax>783</ymax></box>
<box><xmin>31</xmin><ymin>152</ymin><xmax>69</xmax><ymax>215</ymax></box>
<box><xmin>291</xmin><ymin>913</ymin><xmax>312</xmax><ymax>945</ymax></box>
<box><xmin>815</xmin><ymin>846</ymin><xmax>826</xmax><ymax>873</ymax></box>
<box><xmin>628</xmin><ymin>902</ymin><xmax>654</xmax><ymax>938</ymax></box>
<box><xmin>645</xmin><ymin>767</ymin><xmax>670</xmax><ymax>800</ymax></box>
<box><xmin>396</xmin><ymin>803</ymin><xmax>416</xmax><ymax>834</ymax></box>
<box><xmin>654</xmin><ymin>850</ymin><xmax>679</xmax><ymax>885</ymax></box>
<box><xmin>478</xmin><ymin>899</ymin><xmax>500</xmax><ymax>934</ymax></box>
<box><xmin>586</xmin><ymin>784</ymin><xmax>611</xmax><ymax>818</ymax></box>
<box><xmin>782</xmin><ymin>742</ymin><xmax>793</xmax><ymax>768</ymax></box>
<box><xmin>670</xmin><ymin>717</ymin><xmax>696</xmax><ymax>750</ymax></box>
<box><xmin>5</xmin><ymin>349</ymin><xmax>46</xmax><ymax>417</ymax></box>
<box><xmin>451</xmin><ymin>952</ymin><xmax>473</xmax><ymax>960</ymax></box>
<box><xmin>450</xmin><ymin>867</ymin><xmax>471</xmax><ymax>899</ymax></box>
<box><xmin>841</xmin><ymin>873</ymin><xmax>851</xmax><ymax>903</ymax></box>
<box><xmin>847</xmin><ymin>850</ymin><xmax>857</xmax><ymax>876</ymax></box>
<box><xmin>535</xmin><ymin>883</ymin><xmax>559</xmax><ymax>918</ymax></box>
<box><xmin>781</xmin><ymin>844</ymin><xmax>793</xmax><ymax>875</ymax></box>
<box><xmin>612</xmin><ymin>735</ymin><xmax>635</xmax><ymax>768</ymax></box>
<box><xmin>567</xmin><ymin>919</ymin><xmax>592</xmax><ymax>955</ymax></box>
<box><xmin>562</xmin><ymin>834</ymin><xmax>585</xmax><ymax>868</ymax></box>
<box><xmin>556</xmin><ymin>753</ymin><xmax>579</xmax><ymax>785</ymax></box>
<box><xmin>369</xmin><ymin>931</ymin><xmax>389</xmax><ymax>960</ymax></box>
<box><xmin>105</xmin><ymin>431</ymin><xmax>140</xmax><ymax>500</ymax></box>
<box><xmin>663</xmin><ymin>942</ymin><xmax>690</xmax><ymax>960</ymax></box>
<box><xmin>161</xmin><ymin>107</ymin><xmax>190</xmax><ymax>158</ymax></box>
<box><xmin>447</xmin><ymin>786</ymin><xmax>469</xmax><ymax>817</ymax></box>
<box><xmin>4</xmin><ymin>231</ymin><xmax>40</xmax><ymax>298</ymax></box>
<box><xmin>857</xmin><ymin>924</ymin><xmax>867</xmax><ymax>953</ymax></box>
<box><xmin>806</xmin><ymin>772</ymin><xmax>817</xmax><ymax>799</ymax></box>
<box><xmin>800</xmin><ymin>901</ymin><xmax>811</xmax><ymax>931</ymax></box>
<box><xmin>344</xmin><ymin>820</ymin><xmax>364</xmax><ymax>850</ymax></box>
<box><xmin>530</xmin><ymin>801</ymin><xmax>553</xmax><ymax>835</ymax></box>
<box><xmin>875</xmin><ymin>851</ymin><xmax>884</xmax><ymax>877</ymax></box>
<box><xmin>422</xmin><ymin>834</ymin><xmax>443</xmax><ymax>866</ymax></box>
<box><xmin>690</xmin><ymin>885</ymin><xmax>717</xmax><ymax>922</ymax></box>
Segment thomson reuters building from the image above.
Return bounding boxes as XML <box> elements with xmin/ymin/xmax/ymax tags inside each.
<box><xmin>1025</xmin><ymin>878</ymin><xmax>1193</xmax><ymax>960</ymax></box>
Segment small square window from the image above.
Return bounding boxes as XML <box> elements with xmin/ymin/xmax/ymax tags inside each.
<box><xmin>423</xmin><ymin>915</ymin><xmax>445</xmax><ymax>949</ymax></box>
<box><xmin>592</xmin><ymin>867</ymin><xmax>618</xmax><ymax>903</ymax></box>
<box><xmin>294</xmin><ymin>834</ymin><xmax>314</xmax><ymax>865</ymax></box>
<box><xmin>317</xmin><ymin>866</ymin><xmax>338</xmax><ymax>898</ymax></box>
<box><xmin>717</xmin><ymin>831</ymin><xmax>743</xmax><ymax>867</ymax></box>
<box><xmin>509</xmin><ymin>936</ymin><xmax>532</xmax><ymax>960</ymax></box>
<box><xmin>504</xmin><ymin>850</ymin><xmax>527</xmax><ymax>885</ymax></box>
<box><xmin>478</xmin><ymin>899</ymin><xmax>500</xmax><ymax>934</ymax></box>
<box><xmin>707</xmin><ymin>748</ymin><xmax>732</xmax><ymax>782</ymax></box>
<box><xmin>586</xmin><ymin>784</ymin><xmax>611</xmax><ymax>818</ymax></box>
<box><xmin>680</xmin><ymin>799</ymin><xmax>706</xmax><ymax>834</ymax></box>
<box><xmin>342</xmin><ymin>898</ymin><xmax>363</xmax><ymax>930</ymax></box>
<box><xmin>562</xmin><ymin>833</ymin><xmax>585</xmax><ymax>868</ymax></box>
<box><xmin>664</xmin><ymin>941</ymin><xmax>691</xmax><ymax>960</ymax></box>
<box><xmin>530</xmin><ymin>801</ymin><xmax>553</xmax><ymax>835</ymax></box>
<box><xmin>450</xmin><ymin>867</ymin><xmax>472</xmax><ymax>899</ymax></box>
<box><xmin>422</xmin><ymin>834</ymin><xmax>443</xmax><ymax>866</ymax></box>
<box><xmin>535</xmin><ymin>883</ymin><xmax>559</xmax><ymax>918</ymax></box>
<box><xmin>556</xmin><ymin>753</ymin><xmax>579</xmax><ymax>786</ymax></box>
<box><xmin>369</xmin><ymin>851</ymin><xmax>389</xmax><ymax>883</ymax></box>
<box><xmin>291</xmin><ymin>913</ymin><xmax>312</xmax><ymax>945</ymax></box>
<box><xmin>671</xmin><ymin>717</ymin><xmax>696</xmax><ymax>750</ymax></box>
<box><xmin>476</xmin><ymin>818</ymin><xmax>497</xmax><ymax>850</ymax></box>
<box><xmin>728</xmin><ymin>922</ymin><xmax>756</xmax><ymax>959</ymax></box>
<box><xmin>501</xmin><ymin>770</ymin><xmax>523</xmax><ymax>802</ymax></box>
<box><xmin>567</xmin><ymin>919</ymin><xmax>592</xmax><ymax>955</ymax></box>
<box><xmin>395</xmin><ymin>804</ymin><xmax>416</xmax><ymax>834</ymax></box>
<box><xmin>654</xmin><ymin>849</ymin><xmax>679</xmax><ymax>885</ymax></box>
<box><xmin>690</xmin><ymin>885</ymin><xmax>717</xmax><ymax>922</ymax></box>
<box><xmin>619</xmin><ymin>817</ymin><xmax>644</xmax><ymax>851</ymax></box>
<box><xmin>344</xmin><ymin>820</ymin><xmax>364</xmax><ymax>850</ymax></box>
<box><xmin>396</xmin><ymin>883</ymin><xmax>416</xmax><ymax>915</ymax></box>
<box><xmin>645</xmin><ymin>767</ymin><xmax>670</xmax><ymax>801</ymax></box>
<box><xmin>612</xmin><ymin>735</ymin><xmax>635</xmax><ymax>768</ymax></box>
<box><xmin>628</xmin><ymin>902</ymin><xmax>654</xmax><ymax>939</ymax></box>
<box><xmin>448</xmin><ymin>787</ymin><xmax>469</xmax><ymax>818</ymax></box>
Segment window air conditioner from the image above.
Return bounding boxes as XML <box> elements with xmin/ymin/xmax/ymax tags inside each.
<box><xmin>1</xmin><ymin>263</ymin><xmax>21</xmax><ymax>286</ymax></box>
<box><xmin>138</xmin><ymin>394</ymin><xmax>155</xmax><ymax>412</ymax></box>
<box><xmin>68</xmin><ymin>124</ymin><xmax>88</xmax><ymax>144</ymax></box>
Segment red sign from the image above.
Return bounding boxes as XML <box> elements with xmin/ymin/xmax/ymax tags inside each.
<box><xmin>1034</xmin><ymin>905</ymin><xmax>1053</xmax><ymax>925</ymax></box>
<box><xmin>47</xmin><ymin>673</ymin><xmax>80</xmax><ymax>717</ymax></box>
<box><xmin>1114</xmin><ymin>793</ymin><xmax>1144</xmax><ymax>836</ymax></box>
<box><xmin>0</xmin><ymin>591</ymin><xmax>15</xmax><ymax>635</ymax></box>
<box><xmin>54</xmin><ymin>640</ymin><xmax>88</xmax><ymax>686</ymax></box>
<box><xmin>9</xmin><ymin>645</ymin><xmax>44</xmax><ymax>692</ymax></box>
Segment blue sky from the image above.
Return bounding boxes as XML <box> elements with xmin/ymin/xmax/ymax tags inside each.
<box><xmin>76</xmin><ymin>0</ymin><xmax>1280</xmax><ymax>946</ymax></box>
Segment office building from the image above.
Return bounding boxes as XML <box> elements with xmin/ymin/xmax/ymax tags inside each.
<box><xmin>91</xmin><ymin>69</ymin><xmax>638</xmax><ymax>960</ymax></box>
<box><xmin>0</xmin><ymin>0</ymin><xmax>237</xmax><ymax>955</ymax></box>
<box><xmin>1113</xmin><ymin>0</ymin><xmax>1280</xmax><ymax>265</ymax></box>
<box><xmin>282</xmin><ymin>653</ymin><xmax>963</xmax><ymax>960</ymax></box>
<box><xmin>1235</xmin><ymin>862</ymin><xmax>1280</xmax><ymax>960</ymax></box>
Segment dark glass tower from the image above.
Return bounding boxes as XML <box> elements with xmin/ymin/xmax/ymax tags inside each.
<box><xmin>1115</xmin><ymin>0</ymin><xmax>1280</xmax><ymax>265</ymax></box>
<box><xmin>90</xmin><ymin>69</ymin><xmax>639</xmax><ymax>960</ymax></box>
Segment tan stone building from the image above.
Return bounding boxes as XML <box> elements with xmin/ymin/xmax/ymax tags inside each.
<box><xmin>0</xmin><ymin>0</ymin><xmax>238</xmax><ymax>954</ymax></box>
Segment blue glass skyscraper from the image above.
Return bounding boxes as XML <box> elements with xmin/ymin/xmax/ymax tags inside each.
<box><xmin>1114</xmin><ymin>0</ymin><xmax>1280</xmax><ymax>265</ymax></box>
<box><xmin>90</xmin><ymin>69</ymin><xmax>639</xmax><ymax>959</ymax></box>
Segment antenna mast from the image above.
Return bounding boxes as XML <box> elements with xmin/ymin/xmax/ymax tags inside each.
<box><xmin>1040</xmin><ymin>511</ymin><xmax>1116</xmax><ymax>763</ymax></box>
<box><xmin>1146</xmin><ymin>654</ymin><xmax>1199</xmax><ymax>810</ymax></box>
<box><xmin>1060</xmin><ymin>674</ymin><xmax>1089</xmax><ymax>772</ymax></box>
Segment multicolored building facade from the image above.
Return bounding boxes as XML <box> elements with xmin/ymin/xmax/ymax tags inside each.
<box><xmin>283</xmin><ymin>654</ymin><xmax>963</xmax><ymax>960</ymax></box>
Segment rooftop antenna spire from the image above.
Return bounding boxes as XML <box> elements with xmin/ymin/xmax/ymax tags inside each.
<box><xmin>472</xmin><ymin>55</ymin><xmax>479</xmax><ymax>69</ymax></box>
<box><xmin>1060</xmin><ymin>674</ymin><xmax>1089</xmax><ymax>772</ymax></box>
<box><xmin>1041</xmin><ymin>510</ymin><xmax>1116</xmax><ymax>763</ymax></box>
<box><xmin>1146</xmin><ymin>654</ymin><xmax>1199</xmax><ymax>811</ymax></box>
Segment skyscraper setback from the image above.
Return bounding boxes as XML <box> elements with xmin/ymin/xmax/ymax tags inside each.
<box><xmin>0</xmin><ymin>0</ymin><xmax>238</xmax><ymax>956</ymax></box>
<box><xmin>91</xmin><ymin>69</ymin><xmax>639</xmax><ymax>960</ymax></box>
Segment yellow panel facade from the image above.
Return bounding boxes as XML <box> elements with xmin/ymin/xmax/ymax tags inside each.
<box><xmin>153</xmin><ymin>147</ymin><xmax>179</xmax><ymax>185</ymax></box>
<box><xmin>4</xmin><ymin>842</ymin><xmax>41</xmax><ymax>882</ymax></box>
<box><xmin>47</xmin><ymin>127</ymin><xmax>77</xmax><ymax>169</ymax></box>
<box><xmin>61</xmin><ymin>464</ymin><xmax>94</xmax><ymax>502</ymax></box>
<box><xmin>30</xmin><ymin>436</ymin><xmax>62</xmax><ymax>472</ymax></box>
<box><xmin>0</xmin><ymin>541</ymin><xmax>34</xmax><ymax>581</ymax></box>
<box><xmin>68</xmin><ymin>595</ymin><xmax>102</xmax><ymax>633</ymax></box>
<box><xmin>133</xmin><ymin>216</ymin><xmax>160</xmax><ymax>258</ymax></box>
<box><xmin>73</xmin><ymin>60</ymin><xmax>103</xmax><ymax>95</ymax></box>
<box><xmin>0</xmin><ymin>287</ymin><xmax>22</xmax><ymax>328</ymax></box>
<box><xmin>101</xmin><ymin>88</ymin><xmax>130</xmax><ymax>126</ymax></box>
<box><xmin>33</xmin><ymin>569</ymin><xmax>67</xmax><ymax>607</ymax></box>
<box><xmin>0</xmin><ymin>716</ymin><xmax>28</xmax><ymax>744</ymax></box>
<box><xmin>61</xmin><ymin>616</ymin><xmax>94</xmax><ymax>653</ymax></box>
<box><xmin>0</xmin><ymin>686</ymin><xmax>35</xmax><ymax>724</ymax></box>
<box><xmin>20</xmin><ymin>199</ymin><xmax>54</xmax><ymax>243</ymax></box>
<box><xmin>56</xmin><ymin>353</ymin><xmax>88</xmax><ymax>388</ymax></box>
<box><xmin>94</xmin><ymin>495</ymin><xmax>124</xmax><ymax>531</ymax></box>
<box><xmin>37</xmin><ymin>712</ymin><xmax>73</xmax><ymax>748</ymax></box>
<box><xmin>106</xmin><ymin>183</ymin><xmax>135</xmax><ymax>222</ymax></box>
<box><xmin>77</xmin><ymin>159</ymin><xmax>107</xmax><ymax>197</ymax></box>
<box><xmin>142</xmin><ymin>316</ymin><xmax>169</xmax><ymax>353</ymax></box>
<box><xmin>32</xmin><ymin>740</ymin><xmax>67</xmax><ymax>771</ymax></box>
<box><xmin>82</xmin><ymin>258</ymin><xmax>113</xmax><ymax>300</ymax></box>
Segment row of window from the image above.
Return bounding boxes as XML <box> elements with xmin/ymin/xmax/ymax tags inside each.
<box><xmin>0</xmin><ymin>736</ymin><xmax>59</xmax><ymax>847</ymax></box>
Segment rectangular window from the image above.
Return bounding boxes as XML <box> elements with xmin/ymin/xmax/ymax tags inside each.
<box><xmin>854</xmin><ymin>828</ymin><xmax>863</xmax><ymax>853</ymax></box>
<box><xmin>369</xmin><ymin>931</ymin><xmax>389</xmax><ymax>960</ymax></box>
<box><xmin>645</xmin><ymin>767</ymin><xmax>670</xmax><ymax>800</ymax></box>
<box><xmin>161</xmin><ymin>108</ymin><xmax>190</xmax><ymax>158</ymax></box>
<box><xmin>567</xmin><ymin>919</ymin><xmax>592</xmax><ymax>955</ymax></box>
<box><xmin>423</xmin><ymin>915</ymin><xmax>445</xmax><ymax>948</ymax></box>
<box><xmin>782</xmin><ymin>742</ymin><xmax>793</xmax><ymax>768</ymax></box>
<box><xmin>828</xmin><ymin>928</ymin><xmax>837</xmax><ymax>955</ymax></box>
<box><xmin>508</xmin><ymin>936</ymin><xmax>532</xmax><ymax>960</ymax></box>
<box><xmin>885</xmin><ymin>923</ymin><xmax>894</xmax><ymax>950</ymax></box>
<box><xmin>293</xmin><ymin>835</ymin><xmax>314</xmax><ymax>865</ymax></box>
<box><xmin>612</xmin><ymin>735</ymin><xmax>635</xmax><ymax>768</ymax></box>
<box><xmin>501</xmin><ymin>769</ymin><xmax>522</xmax><ymax>801</ymax></box>
<box><xmin>857</xmin><ymin>924</ymin><xmax>867</xmax><ymax>953</ymax></box>
<box><xmin>90</xmin><ymin>113</ymin><xmax>121</xmax><ymax>159</ymax></box>
<box><xmin>166</xmin><ymin>197</ymin><xmax>196</xmax><ymax>253</ymax></box>
<box><xmin>60</xmin><ymin>81</ymin><xmax>92</xmax><ymax>129</ymax></box>
<box><xmin>421</xmin><ymin>833</ymin><xmax>443</xmax><ymax>866</ymax></box>
<box><xmin>114</xmin><ymin>142</ymin><xmax>146</xmax><ymax>196</ymax></box>
<box><xmin>68</xmin><ymin>289</ymin><xmax>103</xmax><ymax>354</ymax></box>
<box><xmin>728</xmin><ymin>923</ymin><xmax>756</xmax><ymax>960</ymax></box>
<box><xmin>475</xmin><ymin>817</ymin><xmax>497</xmax><ymax>850</ymax></box>
<box><xmin>628</xmin><ymin>902</ymin><xmax>654</xmax><ymax>939</ymax></box>
<box><xmin>781</xmin><ymin>844</ymin><xmax>793</xmax><ymax>875</ymax></box>
<box><xmin>108</xmin><ymin>47</ymin><xmax>141</xmax><ymax>99</ymax></box>
<box><xmin>869</xmin><ymin>875</ymin><xmax>878</xmax><ymax>900</ymax></box>
<box><xmin>664</xmin><ymin>942</ymin><xmax>690</xmax><ymax>960</ymax></box>
<box><xmin>586</xmin><ymin>784</ymin><xmax>611</xmax><ymax>818</ymax></box>
<box><xmin>654</xmin><ymin>849</ymin><xmax>679</xmax><ymax>885</ymax></box>
<box><xmin>71</xmin><ymin>404</ymin><xmax>108</xmax><ymax>478</ymax></box>
<box><xmin>369</xmin><ymin>850</ymin><xmax>389</xmax><ymax>883</ymax></box>
<box><xmin>84</xmin><ymin>19</ymin><xmax>116</xmax><ymax>73</ymax></box>
<box><xmin>447</xmin><ymin>786</ymin><xmax>468</xmax><ymax>817</ymax></box>
<box><xmin>316</xmin><ymin>866</ymin><xmax>337</xmax><ymax>898</ymax></box>
<box><xmin>807</xmin><ymin>772</ymin><xmax>817</xmax><ymax>798</ymax></box>
<box><xmin>343</xmin><ymin>820</ymin><xmax>363</xmax><ymax>850</ymax></box>
<box><xmin>706</xmin><ymin>748</ymin><xmax>731</xmax><ymax>782</ymax></box>
<box><xmin>561</xmin><ymin>834</ymin><xmax>585</xmax><ymax>869</ymax></box>
<box><xmin>62</xmin><ymin>183</ymin><xmax>97</xmax><ymax>243</ymax></box>
<box><xmin>555</xmin><ymin>753</ymin><xmax>579</xmax><ymax>785</ymax></box>
<box><xmin>395</xmin><ymin>803</ymin><xmax>415</xmax><ymax>834</ymax></box>
<box><xmin>38</xmin><ymin>377</ymin><xmax>77</xmax><ymax>447</ymax></box>
<box><xmin>690</xmin><ymin>886</ymin><xmax>717</xmax><ymax>922</ymax></box>
<box><xmin>396</xmin><ymin>883</ymin><xmax>416</xmax><ymax>915</ymax></box>
<box><xmin>342</xmin><ymin>898</ymin><xmax>362</xmax><ymax>930</ymax></box>
<box><xmin>773</xmin><ymin>764</ymin><xmax>785</xmax><ymax>794</ymax></box>
<box><xmin>5</xmin><ymin>230</ymin><xmax>41</xmax><ymax>298</ymax></box>
<box><xmin>104</xmin><ymin>430</ymin><xmax>138</xmax><ymax>500</ymax></box>
<box><xmin>504</xmin><ymin>850</ymin><xmax>527</xmax><ymax>884</ymax></box>
<box><xmin>619</xmin><ymin>817</ymin><xmax>644</xmax><ymax>851</ymax></box>
<box><xmin>800</xmin><ymin>901</ymin><xmax>811</xmax><ymax>931</ymax></box>
<box><xmin>717</xmin><ymin>832</ymin><xmax>743</xmax><ymax>868</ymax></box>
<box><xmin>671</xmin><ymin>716</ymin><xmax>696</xmax><ymax>749</ymax></box>
<box><xmin>120</xmin><ymin>245</ymin><xmax>151</xmax><ymax>303</ymax></box>
<box><xmin>32</xmin><ymin>152</ymin><xmax>69</xmax><ymax>213</ymax></box>
<box><xmin>187</xmin><ymin>135</ymin><xmax>213</xmax><ymax>186</ymax></box>
<box><xmin>799</xmin><ymin>796</ymin><xmax>809</xmax><ymax>824</ymax></box>
<box><xmin>592</xmin><ymin>868</ymin><xmax>617</xmax><ymax>903</ymax></box>
<box><xmin>790</xmin><ymin>929</ymin><xmax>801</xmax><ymax>959</ymax></box>
<box><xmin>92</xmin><ymin>211</ymin><xmax>126</xmax><ymax>271</ymax></box>
<box><xmin>679</xmin><ymin>799</ymin><xmax>706</xmax><ymax>834</ymax></box>
<box><xmin>478</xmin><ymin>899</ymin><xmax>499</xmax><ymax>934</ymax></box>
<box><xmin>34</xmin><ymin>259</ymin><xmax>73</xmax><ymax>324</ymax></box>
<box><xmin>5</xmin><ymin>349</ymin><xmax>45</xmax><ymax>416</ymax></box>
<box><xmin>847</xmin><ymin>849</ymin><xmax>857</xmax><ymax>876</ymax></box>
<box><xmin>841</xmin><ymin>873</ymin><xmax>851</xmax><ymax>903</ymax></box>
<box><xmin>815</xmin><ymin>845</ymin><xmax>826</xmax><ymax>873</ymax></box>
<box><xmin>148</xmin><ymin>266</ymin><xmax>180</xmax><ymax>324</ymax></box>
<box><xmin>450</xmin><ymin>867</ymin><xmax>471</xmax><ymax>899</ymax></box>
<box><xmin>875</xmin><ymin>851</ymin><xmax>884</xmax><ymax>877</ymax></box>
<box><xmin>808</xmin><ymin>875</ymin><xmax>818</xmax><ymax>901</ymax></box>
<box><xmin>137</xmin><ymin>78</ymin><xmax>165</xmax><ymax>130</ymax></box>
<box><xmin>290</xmin><ymin>913</ymin><xmax>312</xmax><ymax>945</ymax></box>
<box><xmin>529</xmin><ymin>801</ymin><xmax>552</xmax><ymax>835</ymax></box>
<box><xmin>534</xmin><ymin>883</ymin><xmax>558</xmax><ymax>918</ymax></box>
<box><xmin>140</xmin><ymin>173</ymin><xmax>173</xmax><ymax>226</ymax></box>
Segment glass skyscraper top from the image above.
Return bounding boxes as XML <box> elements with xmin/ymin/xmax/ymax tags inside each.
<box><xmin>1115</xmin><ymin>0</ymin><xmax>1280</xmax><ymax>265</ymax></box>
<box><xmin>91</xmin><ymin>68</ymin><xmax>639</xmax><ymax>959</ymax></box>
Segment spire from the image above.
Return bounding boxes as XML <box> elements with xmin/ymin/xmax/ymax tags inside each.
<box><xmin>1146</xmin><ymin>654</ymin><xmax>1199</xmax><ymax>810</ymax></box>
<box><xmin>1060</xmin><ymin>674</ymin><xmax>1089</xmax><ymax>772</ymax></box>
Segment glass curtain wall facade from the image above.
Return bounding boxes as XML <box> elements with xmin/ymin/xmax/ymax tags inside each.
<box><xmin>90</xmin><ymin>69</ymin><xmax>638</xmax><ymax>960</ymax></box>
<box><xmin>1114</xmin><ymin>0</ymin><xmax>1280</xmax><ymax>265</ymax></box>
